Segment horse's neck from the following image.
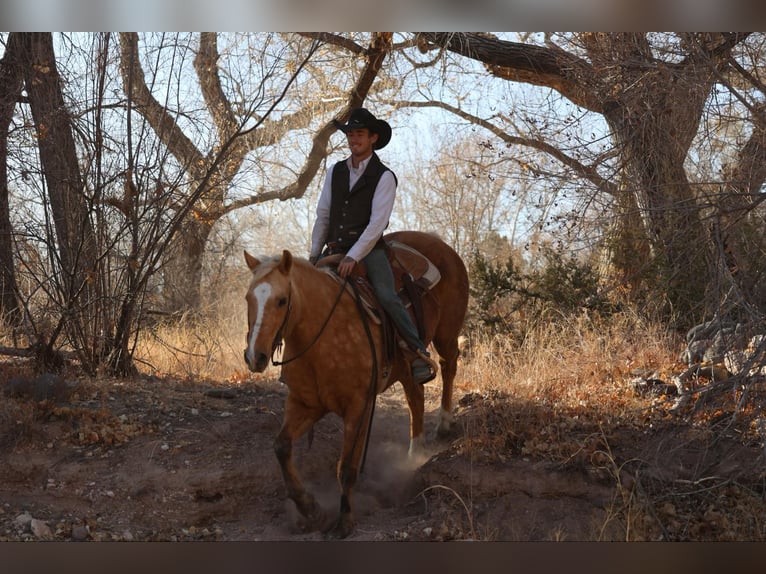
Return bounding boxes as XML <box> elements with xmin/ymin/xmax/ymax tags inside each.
<box><xmin>287</xmin><ymin>263</ymin><xmax>341</xmax><ymax>338</ymax></box>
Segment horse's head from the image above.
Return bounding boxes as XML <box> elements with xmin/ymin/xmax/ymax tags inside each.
<box><xmin>243</xmin><ymin>249</ymin><xmax>293</xmax><ymax>372</ymax></box>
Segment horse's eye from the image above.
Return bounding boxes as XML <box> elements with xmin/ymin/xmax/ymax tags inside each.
<box><xmin>278</xmin><ymin>297</ymin><xmax>288</xmax><ymax>307</ymax></box>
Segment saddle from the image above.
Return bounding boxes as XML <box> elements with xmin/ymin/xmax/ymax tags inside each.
<box><xmin>316</xmin><ymin>241</ymin><xmax>441</xmax><ymax>377</ymax></box>
<box><xmin>317</xmin><ymin>240</ymin><xmax>440</xmax><ymax>322</ymax></box>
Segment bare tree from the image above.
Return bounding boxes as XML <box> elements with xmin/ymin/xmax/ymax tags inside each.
<box><xmin>118</xmin><ymin>32</ymin><xmax>393</xmax><ymax>314</ymax></box>
<box><xmin>412</xmin><ymin>32</ymin><xmax>755</xmax><ymax>325</ymax></box>
<box><xmin>395</xmin><ymin>127</ymin><xmax>518</xmax><ymax>260</ymax></box>
<box><xmin>13</xmin><ymin>32</ymin><xmax>105</xmax><ymax>369</ymax></box>
<box><xmin>0</xmin><ymin>33</ymin><xmax>22</xmax><ymax>324</ymax></box>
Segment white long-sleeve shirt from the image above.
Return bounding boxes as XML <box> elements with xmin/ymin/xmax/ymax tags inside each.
<box><xmin>310</xmin><ymin>154</ymin><xmax>397</xmax><ymax>263</ymax></box>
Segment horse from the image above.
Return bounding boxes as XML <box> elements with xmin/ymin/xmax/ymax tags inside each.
<box><xmin>243</xmin><ymin>230</ymin><xmax>469</xmax><ymax>539</ymax></box>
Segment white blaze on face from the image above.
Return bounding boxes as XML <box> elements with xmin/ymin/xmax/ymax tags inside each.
<box><xmin>246</xmin><ymin>282</ymin><xmax>272</xmax><ymax>364</ymax></box>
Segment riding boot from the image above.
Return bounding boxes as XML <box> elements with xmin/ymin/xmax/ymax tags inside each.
<box><xmin>398</xmin><ymin>341</ymin><xmax>437</xmax><ymax>385</ymax></box>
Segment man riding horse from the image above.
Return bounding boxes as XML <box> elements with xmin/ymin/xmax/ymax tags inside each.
<box><xmin>309</xmin><ymin>107</ymin><xmax>435</xmax><ymax>385</ymax></box>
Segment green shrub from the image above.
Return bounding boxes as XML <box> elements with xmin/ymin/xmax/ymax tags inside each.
<box><xmin>467</xmin><ymin>247</ymin><xmax>610</xmax><ymax>337</ymax></box>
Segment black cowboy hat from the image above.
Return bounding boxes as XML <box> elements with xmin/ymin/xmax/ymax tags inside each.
<box><xmin>333</xmin><ymin>108</ymin><xmax>392</xmax><ymax>150</ymax></box>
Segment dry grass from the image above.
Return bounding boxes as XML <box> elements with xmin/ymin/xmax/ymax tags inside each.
<box><xmin>453</xmin><ymin>311</ymin><xmax>681</xmax><ymax>463</ymax></box>
<box><xmin>441</xmin><ymin>309</ymin><xmax>766</xmax><ymax>540</ymax></box>
<box><xmin>132</xmin><ymin>296</ymin><xmax>267</xmax><ymax>384</ymax></box>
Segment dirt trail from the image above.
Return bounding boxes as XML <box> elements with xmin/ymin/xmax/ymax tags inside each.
<box><xmin>3</xmin><ymin>371</ymin><xmax>761</xmax><ymax>541</ymax></box>
<box><xmin>0</xmin><ymin>373</ymin><xmax>613</xmax><ymax>541</ymax></box>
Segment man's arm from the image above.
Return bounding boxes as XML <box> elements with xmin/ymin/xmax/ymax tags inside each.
<box><xmin>309</xmin><ymin>165</ymin><xmax>335</xmax><ymax>261</ymax></box>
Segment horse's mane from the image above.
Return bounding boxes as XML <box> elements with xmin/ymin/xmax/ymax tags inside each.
<box><xmin>248</xmin><ymin>253</ymin><xmax>331</xmax><ymax>283</ymax></box>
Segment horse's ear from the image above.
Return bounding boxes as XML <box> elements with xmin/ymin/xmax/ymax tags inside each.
<box><xmin>244</xmin><ymin>250</ymin><xmax>260</xmax><ymax>271</ymax></box>
<box><xmin>278</xmin><ymin>250</ymin><xmax>293</xmax><ymax>274</ymax></box>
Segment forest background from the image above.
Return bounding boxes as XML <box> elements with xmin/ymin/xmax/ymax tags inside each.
<box><xmin>1</xmin><ymin>31</ymin><xmax>766</xmax><ymax>546</ymax></box>
<box><xmin>1</xmin><ymin>32</ymin><xmax>764</xmax><ymax>378</ymax></box>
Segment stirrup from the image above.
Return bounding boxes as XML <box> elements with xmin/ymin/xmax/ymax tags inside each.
<box><xmin>415</xmin><ymin>348</ymin><xmax>438</xmax><ymax>372</ymax></box>
<box><xmin>411</xmin><ymin>349</ymin><xmax>438</xmax><ymax>385</ymax></box>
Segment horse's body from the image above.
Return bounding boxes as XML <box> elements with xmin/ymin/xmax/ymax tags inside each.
<box><xmin>243</xmin><ymin>230</ymin><xmax>468</xmax><ymax>539</ymax></box>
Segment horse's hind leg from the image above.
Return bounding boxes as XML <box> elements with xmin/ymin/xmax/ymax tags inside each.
<box><xmin>274</xmin><ymin>396</ymin><xmax>325</xmax><ymax>531</ymax></box>
<box><xmin>433</xmin><ymin>336</ymin><xmax>459</xmax><ymax>437</ymax></box>
<box><xmin>400</xmin><ymin>376</ymin><xmax>426</xmax><ymax>456</ymax></box>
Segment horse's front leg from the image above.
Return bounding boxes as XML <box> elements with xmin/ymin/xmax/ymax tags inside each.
<box><xmin>274</xmin><ymin>396</ymin><xmax>325</xmax><ymax>532</ymax></box>
<box><xmin>325</xmin><ymin>398</ymin><xmax>373</xmax><ymax>540</ymax></box>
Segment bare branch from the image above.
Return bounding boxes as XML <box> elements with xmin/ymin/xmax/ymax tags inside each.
<box><xmin>118</xmin><ymin>32</ymin><xmax>204</xmax><ymax>172</ymax></box>
<box><xmin>224</xmin><ymin>32</ymin><xmax>394</xmax><ymax>213</ymax></box>
<box><xmin>194</xmin><ymin>32</ymin><xmax>238</xmax><ymax>141</ymax></box>
<box><xmin>415</xmin><ymin>32</ymin><xmax>602</xmax><ymax>112</ymax></box>
<box><xmin>395</xmin><ymin>99</ymin><xmax>618</xmax><ymax>197</ymax></box>
<box><xmin>297</xmin><ymin>32</ymin><xmax>365</xmax><ymax>55</ymax></box>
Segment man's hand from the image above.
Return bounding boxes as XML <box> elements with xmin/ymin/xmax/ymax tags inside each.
<box><xmin>337</xmin><ymin>256</ymin><xmax>356</xmax><ymax>279</ymax></box>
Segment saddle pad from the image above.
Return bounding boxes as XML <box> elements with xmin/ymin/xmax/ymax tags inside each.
<box><xmin>387</xmin><ymin>240</ymin><xmax>441</xmax><ymax>290</ymax></box>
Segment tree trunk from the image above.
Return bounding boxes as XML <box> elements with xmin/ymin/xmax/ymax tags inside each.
<box><xmin>0</xmin><ymin>33</ymin><xmax>23</xmax><ymax>324</ymax></box>
<box><xmin>17</xmin><ymin>33</ymin><xmax>102</xmax><ymax>351</ymax></box>
<box><xmin>162</xmin><ymin>219</ymin><xmax>211</xmax><ymax>314</ymax></box>
<box><xmin>611</xmin><ymin>127</ymin><xmax>711</xmax><ymax>320</ymax></box>
<box><xmin>17</xmin><ymin>34</ymin><xmax>98</xmax><ymax>285</ymax></box>
<box><xmin>599</xmin><ymin>44</ymin><xmax>717</xmax><ymax>321</ymax></box>
<box><xmin>715</xmin><ymin>102</ymin><xmax>766</xmax><ymax>312</ymax></box>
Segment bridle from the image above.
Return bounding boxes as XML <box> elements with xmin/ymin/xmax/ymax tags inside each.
<box><xmin>268</xmin><ymin>285</ymin><xmax>292</xmax><ymax>363</ymax></box>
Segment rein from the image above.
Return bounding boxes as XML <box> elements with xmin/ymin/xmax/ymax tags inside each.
<box><xmin>347</xmin><ymin>279</ymin><xmax>379</xmax><ymax>475</ymax></box>
<box><xmin>270</xmin><ymin>276</ymin><xmax>348</xmax><ymax>367</ymax></box>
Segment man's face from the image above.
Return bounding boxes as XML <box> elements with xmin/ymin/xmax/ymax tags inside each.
<box><xmin>346</xmin><ymin>128</ymin><xmax>378</xmax><ymax>158</ymax></box>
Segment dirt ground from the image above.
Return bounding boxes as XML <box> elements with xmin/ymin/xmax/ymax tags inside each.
<box><xmin>1</xmin><ymin>365</ymin><xmax>764</xmax><ymax>542</ymax></box>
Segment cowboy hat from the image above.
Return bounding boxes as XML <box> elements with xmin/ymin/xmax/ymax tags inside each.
<box><xmin>333</xmin><ymin>108</ymin><xmax>392</xmax><ymax>150</ymax></box>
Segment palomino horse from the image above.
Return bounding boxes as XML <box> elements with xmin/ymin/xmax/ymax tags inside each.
<box><xmin>243</xmin><ymin>230</ymin><xmax>468</xmax><ymax>539</ymax></box>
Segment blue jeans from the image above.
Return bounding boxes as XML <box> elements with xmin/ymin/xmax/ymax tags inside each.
<box><xmin>363</xmin><ymin>248</ymin><xmax>428</xmax><ymax>355</ymax></box>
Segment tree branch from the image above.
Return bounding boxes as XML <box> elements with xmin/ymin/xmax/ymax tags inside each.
<box><xmin>118</xmin><ymin>32</ymin><xmax>204</xmax><ymax>173</ymax></box>
<box><xmin>415</xmin><ymin>32</ymin><xmax>602</xmax><ymax>112</ymax></box>
<box><xmin>396</xmin><ymin>99</ymin><xmax>618</xmax><ymax>197</ymax></box>
<box><xmin>297</xmin><ymin>32</ymin><xmax>366</xmax><ymax>55</ymax></box>
<box><xmin>194</xmin><ymin>32</ymin><xmax>238</xmax><ymax>142</ymax></box>
<box><xmin>224</xmin><ymin>32</ymin><xmax>393</xmax><ymax>213</ymax></box>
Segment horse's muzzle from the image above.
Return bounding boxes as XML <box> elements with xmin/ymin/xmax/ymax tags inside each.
<box><xmin>244</xmin><ymin>349</ymin><xmax>269</xmax><ymax>373</ymax></box>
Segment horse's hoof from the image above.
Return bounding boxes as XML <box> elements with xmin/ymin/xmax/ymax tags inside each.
<box><xmin>323</xmin><ymin>515</ymin><xmax>354</xmax><ymax>540</ymax></box>
<box><xmin>294</xmin><ymin>513</ymin><xmax>325</xmax><ymax>533</ymax></box>
<box><xmin>436</xmin><ymin>409</ymin><xmax>458</xmax><ymax>439</ymax></box>
<box><xmin>292</xmin><ymin>495</ymin><xmax>326</xmax><ymax>532</ymax></box>
<box><xmin>436</xmin><ymin>413</ymin><xmax>462</xmax><ymax>440</ymax></box>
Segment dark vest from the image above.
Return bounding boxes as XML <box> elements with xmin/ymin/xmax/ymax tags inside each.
<box><xmin>326</xmin><ymin>153</ymin><xmax>397</xmax><ymax>254</ymax></box>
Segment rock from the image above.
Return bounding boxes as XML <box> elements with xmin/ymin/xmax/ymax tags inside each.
<box><xmin>71</xmin><ymin>524</ymin><xmax>90</xmax><ymax>541</ymax></box>
<box><xmin>629</xmin><ymin>376</ymin><xmax>677</xmax><ymax>397</ymax></box>
<box><xmin>30</xmin><ymin>518</ymin><xmax>53</xmax><ymax>540</ymax></box>
<box><xmin>15</xmin><ymin>512</ymin><xmax>33</xmax><ymax>529</ymax></box>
